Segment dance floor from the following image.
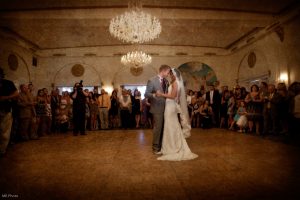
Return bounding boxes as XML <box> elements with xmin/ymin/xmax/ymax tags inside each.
<box><xmin>0</xmin><ymin>129</ymin><xmax>300</xmax><ymax>200</ymax></box>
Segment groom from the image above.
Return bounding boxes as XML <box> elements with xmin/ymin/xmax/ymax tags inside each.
<box><xmin>145</xmin><ymin>65</ymin><xmax>171</xmax><ymax>154</ymax></box>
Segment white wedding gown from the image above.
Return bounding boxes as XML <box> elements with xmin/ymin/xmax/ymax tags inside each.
<box><xmin>158</xmin><ymin>85</ymin><xmax>198</xmax><ymax>161</ymax></box>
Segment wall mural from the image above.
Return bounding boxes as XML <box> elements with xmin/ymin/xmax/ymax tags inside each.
<box><xmin>178</xmin><ymin>61</ymin><xmax>218</xmax><ymax>91</ymax></box>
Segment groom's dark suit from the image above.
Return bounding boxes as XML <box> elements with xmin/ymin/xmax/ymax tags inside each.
<box><xmin>145</xmin><ymin>75</ymin><xmax>168</xmax><ymax>152</ymax></box>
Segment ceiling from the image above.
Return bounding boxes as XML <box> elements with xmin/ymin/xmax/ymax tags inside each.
<box><xmin>0</xmin><ymin>0</ymin><xmax>298</xmax><ymax>54</ymax></box>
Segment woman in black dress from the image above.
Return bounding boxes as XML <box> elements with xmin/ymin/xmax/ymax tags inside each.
<box><xmin>109</xmin><ymin>90</ymin><xmax>119</xmax><ymax>128</ymax></box>
<box><xmin>220</xmin><ymin>90</ymin><xmax>230</xmax><ymax>128</ymax></box>
<box><xmin>132</xmin><ymin>90</ymin><xmax>142</xmax><ymax>128</ymax></box>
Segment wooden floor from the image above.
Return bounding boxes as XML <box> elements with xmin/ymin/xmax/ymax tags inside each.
<box><xmin>0</xmin><ymin>128</ymin><xmax>300</xmax><ymax>200</ymax></box>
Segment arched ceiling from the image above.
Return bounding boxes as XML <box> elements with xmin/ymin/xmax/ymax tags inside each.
<box><xmin>0</xmin><ymin>0</ymin><xmax>299</xmax><ymax>56</ymax></box>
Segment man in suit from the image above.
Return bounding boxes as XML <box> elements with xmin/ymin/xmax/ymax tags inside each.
<box><xmin>267</xmin><ymin>84</ymin><xmax>282</xmax><ymax>135</ymax></box>
<box><xmin>205</xmin><ymin>84</ymin><xmax>221</xmax><ymax>126</ymax></box>
<box><xmin>145</xmin><ymin>65</ymin><xmax>171</xmax><ymax>154</ymax></box>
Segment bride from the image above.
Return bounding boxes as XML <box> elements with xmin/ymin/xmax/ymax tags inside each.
<box><xmin>156</xmin><ymin>68</ymin><xmax>198</xmax><ymax>161</ymax></box>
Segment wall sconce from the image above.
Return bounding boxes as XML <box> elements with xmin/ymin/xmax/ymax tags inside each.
<box><xmin>279</xmin><ymin>72</ymin><xmax>288</xmax><ymax>83</ymax></box>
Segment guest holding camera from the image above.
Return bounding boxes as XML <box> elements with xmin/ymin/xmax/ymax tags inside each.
<box><xmin>70</xmin><ymin>81</ymin><xmax>88</xmax><ymax>136</ymax></box>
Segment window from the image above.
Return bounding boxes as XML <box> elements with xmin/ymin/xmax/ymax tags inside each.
<box><xmin>123</xmin><ymin>85</ymin><xmax>147</xmax><ymax>99</ymax></box>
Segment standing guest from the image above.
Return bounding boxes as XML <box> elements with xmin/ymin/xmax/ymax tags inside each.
<box><xmin>187</xmin><ymin>90</ymin><xmax>194</xmax><ymax>118</ymax></box>
<box><xmin>85</xmin><ymin>97</ymin><xmax>91</xmax><ymax>130</ymax></box>
<box><xmin>109</xmin><ymin>90</ymin><xmax>119</xmax><ymax>129</ymax></box>
<box><xmin>290</xmin><ymin>82</ymin><xmax>300</xmax><ymax>136</ymax></box>
<box><xmin>227</xmin><ymin>91</ymin><xmax>236</xmax><ymax>127</ymax></box>
<box><xmin>220</xmin><ymin>90</ymin><xmax>230</xmax><ymax>128</ymax></box>
<box><xmin>260</xmin><ymin>82</ymin><xmax>269</xmax><ymax>98</ymax></box>
<box><xmin>205</xmin><ymin>84</ymin><xmax>221</xmax><ymax>126</ymax></box>
<box><xmin>61</xmin><ymin>91</ymin><xmax>72</xmax><ymax>106</ymax></box>
<box><xmin>56</xmin><ymin>101</ymin><xmax>70</xmax><ymax>133</ymax></box>
<box><xmin>191</xmin><ymin>92</ymin><xmax>201</xmax><ymax>128</ymax></box>
<box><xmin>98</xmin><ymin>89</ymin><xmax>111</xmax><ymax>130</ymax></box>
<box><xmin>50</xmin><ymin>89</ymin><xmax>60</xmax><ymax>132</ymax></box>
<box><xmin>234</xmin><ymin>86</ymin><xmax>243</xmax><ymax>105</ymax></box>
<box><xmin>89</xmin><ymin>98</ymin><xmax>98</xmax><ymax>130</ymax></box>
<box><xmin>141</xmin><ymin>98</ymin><xmax>152</xmax><ymax>128</ymax></box>
<box><xmin>128</xmin><ymin>89</ymin><xmax>135</xmax><ymax>128</ymax></box>
<box><xmin>28</xmin><ymin>83</ymin><xmax>35</xmax><ymax>96</ymax></box>
<box><xmin>0</xmin><ymin>67</ymin><xmax>18</xmax><ymax>156</ymax></box>
<box><xmin>43</xmin><ymin>88</ymin><xmax>51</xmax><ymax>103</ymax></box>
<box><xmin>199</xmin><ymin>100</ymin><xmax>213</xmax><ymax>129</ymax></box>
<box><xmin>240</xmin><ymin>87</ymin><xmax>248</xmax><ymax>99</ymax></box>
<box><xmin>93</xmin><ymin>88</ymin><xmax>100</xmax><ymax>99</ymax></box>
<box><xmin>17</xmin><ymin>84</ymin><xmax>38</xmax><ymax>140</ymax></box>
<box><xmin>9</xmin><ymin>96</ymin><xmax>19</xmax><ymax>145</ymax></box>
<box><xmin>245</xmin><ymin>84</ymin><xmax>263</xmax><ymax>134</ymax></box>
<box><xmin>230</xmin><ymin>101</ymin><xmax>247</xmax><ymax>132</ymax></box>
<box><xmin>277</xmin><ymin>83</ymin><xmax>289</xmax><ymax>134</ymax></box>
<box><xmin>263</xmin><ymin>84</ymin><xmax>280</xmax><ymax>135</ymax></box>
<box><xmin>70</xmin><ymin>82</ymin><xmax>89</xmax><ymax>136</ymax></box>
<box><xmin>119</xmin><ymin>90</ymin><xmax>132</xmax><ymax>129</ymax></box>
<box><xmin>132</xmin><ymin>90</ymin><xmax>142</xmax><ymax>128</ymax></box>
<box><xmin>35</xmin><ymin>89</ymin><xmax>47</xmax><ymax>136</ymax></box>
<box><xmin>42</xmin><ymin>88</ymin><xmax>52</xmax><ymax>134</ymax></box>
<box><xmin>92</xmin><ymin>88</ymin><xmax>100</xmax><ymax>130</ymax></box>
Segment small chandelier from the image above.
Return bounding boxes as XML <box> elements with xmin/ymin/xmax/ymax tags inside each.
<box><xmin>121</xmin><ymin>51</ymin><xmax>152</xmax><ymax>68</ymax></box>
<box><xmin>109</xmin><ymin>0</ymin><xmax>161</xmax><ymax>44</ymax></box>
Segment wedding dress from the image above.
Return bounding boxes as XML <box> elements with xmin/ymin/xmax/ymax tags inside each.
<box><xmin>158</xmin><ymin>69</ymin><xmax>198</xmax><ymax>161</ymax></box>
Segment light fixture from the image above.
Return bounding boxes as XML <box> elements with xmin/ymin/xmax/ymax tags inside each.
<box><xmin>121</xmin><ymin>51</ymin><xmax>152</xmax><ymax>68</ymax></box>
<box><xmin>109</xmin><ymin>0</ymin><xmax>161</xmax><ymax>44</ymax></box>
<box><xmin>279</xmin><ymin>72</ymin><xmax>288</xmax><ymax>83</ymax></box>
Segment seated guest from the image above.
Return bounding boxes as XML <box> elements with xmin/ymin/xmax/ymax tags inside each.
<box><xmin>119</xmin><ymin>89</ymin><xmax>131</xmax><ymax>129</ymax></box>
<box><xmin>0</xmin><ymin>67</ymin><xmax>18</xmax><ymax>156</ymax></box>
<box><xmin>17</xmin><ymin>84</ymin><xmax>38</xmax><ymax>140</ymax></box>
<box><xmin>199</xmin><ymin>100</ymin><xmax>213</xmax><ymax>129</ymax></box>
<box><xmin>245</xmin><ymin>84</ymin><xmax>263</xmax><ymax>134</ymax></box>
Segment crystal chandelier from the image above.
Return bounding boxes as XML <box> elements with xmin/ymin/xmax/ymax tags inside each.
<box><xmin>121</xmin><ymin>51</ymin><xmax>152</xmax><ymax>68</ymax></box>
<box><xmin>109</xmin><ymin>0</ymin><xmax>161</xmax><ymax>44</ymax></box>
